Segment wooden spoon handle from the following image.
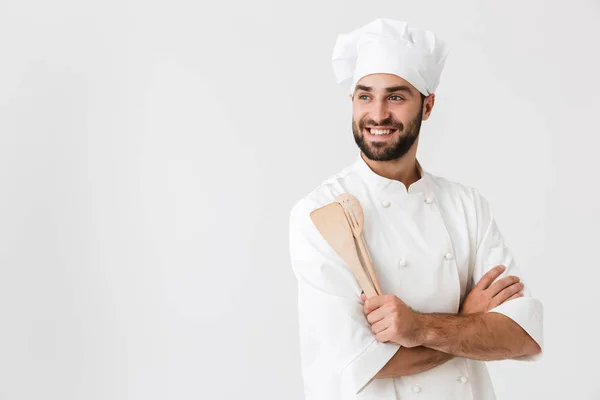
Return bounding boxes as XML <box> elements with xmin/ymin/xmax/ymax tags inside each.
<box><xmin>349</xmin><ymin>252</ymin><xmax>379</xmax><ymax>298</ymax></box>
<box><xmin>356</xmin><ymin>235</ymin><xmax>383</xmax><ymax>296</ymax></box>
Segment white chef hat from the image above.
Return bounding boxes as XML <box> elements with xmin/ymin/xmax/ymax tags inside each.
<box><xmin>332</xmin><ymin>18</ymin><xmax>449</xmax><ymax>96</ymax></box>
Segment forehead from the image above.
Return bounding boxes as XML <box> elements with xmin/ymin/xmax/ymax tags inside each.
<box><xmin>355</xmin><ymin>73</ymin><xmax>417</xmax><ymax>93</ymax></box>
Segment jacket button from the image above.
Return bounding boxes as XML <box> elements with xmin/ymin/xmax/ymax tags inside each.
<box><xmin>398</xmin><ymin>258</ymin><xmax>407</xmax><ymax>268</ymax></box>
<box><xmin>424</xmin><ymin>196</ymin><xmax>433</xmax><ymax>204</ymax></box>
<box><xmin>444</xmin><ymin>252</ymin><xmax>454</xmax><ymax>260</ymax></box>
<box><xmin>381</xmin><ymin>200</ymin><xmax>391</xmax><ymax>208</ymax></box>
<box><xmin>458</xmin><ymin>376</ymin><xmax>468</xmax><ymax>383</ymax></box>
<box><xmin>412</xmin><ymin>384</ymin><xmax>421</xmax><ymax>393</ymax></box>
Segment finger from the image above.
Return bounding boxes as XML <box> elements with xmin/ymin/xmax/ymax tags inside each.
<box><xmin>366</xmin><ymin>305</ymin><xmax>389</xmax><ymax>324</ymax></box>
<box><xmin>363</xmin><ymin>295</ymin><xmax>387</xmax><ymax>314</ymax></box>
<box><xmin>491</xmin><ymin>282</ymin><xmax>524</xmax><ymax>308</ymax></box>
<box><xmin>506</xmin><ymin>291</ymin><xmax>524</xmax><ymax>302</ymax></box>
<box><xmin>375</xmin><ymin>327</ymin><xmax>390</xmax><ymax>343</ymax></box>
<box><xmin>474</xmin><ymin>265</ymin><xmax>506</xmax><ymax>290</ymax></box>
<box><xmin>488</xmin><ymin>275</ymin><xmax>520</xmax><ymax>297</ymax></box>
<box><xmin>370</xmin><ymin>317</ymin><xmax>389</xmax><ymax>335</ymax></box>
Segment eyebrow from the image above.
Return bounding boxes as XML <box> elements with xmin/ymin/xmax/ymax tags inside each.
<box><xmin>355</xmin><ymin>85</ymin><xmax>413</xmax><ymax>95</ymax></box>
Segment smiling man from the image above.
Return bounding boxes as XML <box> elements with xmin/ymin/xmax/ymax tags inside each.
<box><xmin>288</xmin><ymin>19</ymin><xmax>543</xmax><ymax>400</ymax></box>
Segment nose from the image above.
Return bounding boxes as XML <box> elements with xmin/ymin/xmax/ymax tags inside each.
<box><xmin>370</xmin><ymin>100</ymin><xmax>390</xmax><ymax>124</ymax></box>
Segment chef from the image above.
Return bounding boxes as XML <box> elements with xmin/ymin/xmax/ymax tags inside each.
<box><xmin>288</xmin><ymin>18</ymin><xmax>543</xmax><ymax>399</ymax></box>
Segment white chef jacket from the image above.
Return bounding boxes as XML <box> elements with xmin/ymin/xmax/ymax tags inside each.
<box><xmin>288</xmin><ymin>151</ymin><xmax>544</xmax><ymax>400</ymax></box>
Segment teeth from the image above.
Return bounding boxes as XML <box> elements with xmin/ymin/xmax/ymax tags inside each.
<box><xmin>370</xmin><ymin>129</ymin><xmax>393</xmax><ymax>135</ymax></box>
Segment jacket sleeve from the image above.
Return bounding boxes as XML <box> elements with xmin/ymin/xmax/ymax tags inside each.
<box><xmin>288</xmin><ymin>198</ymin><xmax>400</xmax><ymax>399</ymax></box>
<box><xmin>471</xmin><ymin>189</ymin><xmax>544</xmax><ymax>361</ymax></box>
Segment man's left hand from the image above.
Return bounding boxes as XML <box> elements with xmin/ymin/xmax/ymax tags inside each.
<box><xmin>361</xmin><ymin>292</ymin><xmax>422</xmax><ymax>348</ymax></box>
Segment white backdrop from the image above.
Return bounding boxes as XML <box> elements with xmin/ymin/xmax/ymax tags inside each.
<box><xmin>1</xmin><ymin>0</ymin><xmax>599</xmax><ymax>399</ymax></box>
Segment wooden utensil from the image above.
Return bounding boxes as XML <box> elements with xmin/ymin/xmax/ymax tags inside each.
<box><xmin>310</xmin><ymin>202</ymin><xmax>378</xmax><ymax>298</ymax></box>
<box><xmin>335</xmin><ymin>193</ymin><xmax>383</xmax><ymax>296</ymax></box>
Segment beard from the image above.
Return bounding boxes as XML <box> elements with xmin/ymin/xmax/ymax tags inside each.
<box><xmin>352</xmin><ymin>105</ymin><xmax>424</xmax><ymax>162</ymax></box>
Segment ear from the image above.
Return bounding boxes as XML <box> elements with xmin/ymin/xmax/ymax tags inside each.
<box><xmin>421</xmin><ymin>93</ymin><xmax>435</xmax><ymax>121</ymax></box>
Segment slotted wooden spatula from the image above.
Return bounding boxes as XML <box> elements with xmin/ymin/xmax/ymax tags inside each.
<box><xmin>310</xmin><ymin>202</ymin><xmax>378</xmax><ymax>298</ymax></box>
<box><xmin>335</xmin><ymin>193</ymin><xmax>383</xmax><ymax>296</ymax></box>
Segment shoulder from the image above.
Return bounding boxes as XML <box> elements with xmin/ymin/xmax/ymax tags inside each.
<box><xmin>426</xmin><ymin>172</ymin><xmax>495</xmax><ymax>228</ymax></box>
<box><xmin>426</xmin><ymin>171</ymin><xmax>484</xmax><ymax>204</ymax></box>
<box><xmin>289</xmin><ymin>163</ymin><xmax>359</xmax><ymax>222</ymax></box>
<box><xmin>424</xmin><ymin>173</ymin><xmax>500</xmax><ymax>257</ymax></box>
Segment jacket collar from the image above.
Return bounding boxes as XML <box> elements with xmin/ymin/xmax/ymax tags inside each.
<box><xmin>352</xmin><ymin>151</ymin><xmax>430</xmax><ymax>194</ymax></box>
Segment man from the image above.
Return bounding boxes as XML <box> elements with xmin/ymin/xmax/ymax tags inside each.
<box><xmin>288</xmin><ymin>18</ymin><xmax>543</xmax><ymax>399</ymax></box>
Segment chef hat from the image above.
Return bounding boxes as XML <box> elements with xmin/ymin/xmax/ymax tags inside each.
<box><xmin>332</xmin><ymin>18</ymin><xmax>449</xmax><ymax>96</ymax></box>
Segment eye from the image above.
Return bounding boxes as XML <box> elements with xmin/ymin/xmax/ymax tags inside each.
<box><xmin>358</xmin><ymin>94</ymin><xmax>370</xmax><ymax>100</ymax></box>
<box><xmin>390</xmin><ymin>95</ymin><xmax>405</xmax><ymax>101</ymax></box>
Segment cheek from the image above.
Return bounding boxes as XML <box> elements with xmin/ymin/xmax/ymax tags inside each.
<box><xmin>353</xmin><ymin>107</ymin><xmax>365</xmax><ymax>119</ymax></box>
<box><xmin>391</xmin><ymin>110</ymin><xmax>410</xmax><ymax>121</ymax></box>
<box><xmin>353</xmin><ymin>113</ymin><xmax>368</xmax><ymax>127</ymax></box>
<box><xmin>392</xmin><ymin>112</ymin><xmax>416</xmax><ymax>127</ymax></box>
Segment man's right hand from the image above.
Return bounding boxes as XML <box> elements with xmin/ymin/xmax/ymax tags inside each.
<box><xmin>459</xmin><ymin>265</ymin><xmax>524</xmax><ymax>315</ymax></box>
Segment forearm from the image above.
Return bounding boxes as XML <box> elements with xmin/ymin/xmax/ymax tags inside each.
<box><xmin>417</xmin><ymin>311</ymin><xmax>541</xmax><ymax>361</ymax></box>
<box><xmin>374</xmin><ymin>346</ymin><xmax>453</xmax><ymax>378</ymax></box>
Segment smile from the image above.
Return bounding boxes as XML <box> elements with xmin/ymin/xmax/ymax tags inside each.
<box><xmin>365</xmin><ymin>127</ymin><xmax>398</xmax><ymax>136</ymax></box>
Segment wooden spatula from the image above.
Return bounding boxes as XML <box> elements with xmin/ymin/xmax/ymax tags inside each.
<box><xmin>310</xmin><ymin>202</ymin><xmax>378</xmax><ymax>298</ymax></box>
<box><xmin>335</xmin><ymin>193</ymin><xmax>383</xmax><ymax>296</ymax></box>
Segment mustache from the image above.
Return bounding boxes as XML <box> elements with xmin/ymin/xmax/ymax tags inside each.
<box><xmin>360</xmin><ymin>117</ymin><xmax>403</xmax><ymax>130</ymax></box>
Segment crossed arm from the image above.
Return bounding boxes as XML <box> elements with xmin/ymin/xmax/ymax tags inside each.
<box><xmin>374</xmin><ymin>312</ymin><xmax>541</xmax><ymax>378</ymax></box>
<box><xmin>369</xmin><ymin>265</ymin><xmax>542</xmax><ymax>379</ymax></box>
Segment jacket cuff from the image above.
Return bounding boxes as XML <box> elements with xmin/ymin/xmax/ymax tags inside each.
<box><xmin>340</xmin><ymin>338</ymin><xmax>401</xmax><ymax>395</ymax></box>
<box><xmin>489</xmin><ymin>297</ymin><xmax>544</xmax><ymax>361</ymax></box>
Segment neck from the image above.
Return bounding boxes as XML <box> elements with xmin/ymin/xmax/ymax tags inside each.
<box><xmin>360</xmin><ymin>148</ymin><xmax>421</xmax><ymax>189</ymax></box>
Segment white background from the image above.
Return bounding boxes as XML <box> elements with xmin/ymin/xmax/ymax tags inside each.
<box><xmin>1</xmin><ymin>0</ymin><xmax>599</xmax><ymax>399</ymax></box>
